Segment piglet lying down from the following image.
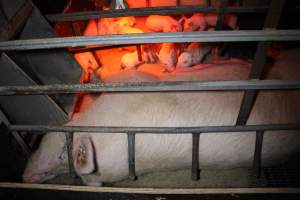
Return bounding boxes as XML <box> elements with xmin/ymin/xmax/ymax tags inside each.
<box><xmin>23</xmin><ymin>52</ymin><xmax>300</xmax><ymax>186</ymax></box>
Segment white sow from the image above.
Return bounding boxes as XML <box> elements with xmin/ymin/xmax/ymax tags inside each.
<box><xmin>23</xmin><ymin>51</ymin><xmax>300</xmax><ymax>186</ymax></box>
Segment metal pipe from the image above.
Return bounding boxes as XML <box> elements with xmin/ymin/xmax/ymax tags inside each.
<box><xmin>45</xmin><ymin>6</ymin><xmax>269</xmax><ymax>22</ymax></box>
<box><xmin>0</xmin><ymin>80</ymin><xmax>300</xmax><ymax>95</ymax></box>
<box><xmin>65</xmin><ymin>132</ymin><xmax>77</xmax><ymax>178</ymax></box>
<box><xmin>127</xmin><ymin>132</ymin><xmax>137</xmax><ymax>180</ymax></box>
<box><xmin>9</xmin><ymin>123</ymin><xmax>300</xmax><ymax>134</ymax></box>
<box><xmin>216</xmin><ymin>0</ymin><xmax>228</xmax><ymax>30</ymax></box>
<box><xmin>253</xmin><ymin>130</ymin><xmax>264</xmax><ymax>178</ymax></box>
<box><xmin>191</xmin><ymin>133</ymin><xmax>200</xmax><ymax>181</ymax></box>
<box><xmin>1</xmin><ymin>30</ymin><xmax>300</xmax><ymax>50</ymax></box>
<box><xmin>236</xmin><ymin>0</ymin><xmax>287</xmax><ymax>126</ymax></box>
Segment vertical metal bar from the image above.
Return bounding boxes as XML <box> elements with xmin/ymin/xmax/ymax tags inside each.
<box><xmin>146</xmin><ymin>0</ymin><xmax>150</xmax><ymax>7</ymax></box>
<box><xmin>127</xmin><ymin>132</ymin><xmax>137</xmax><ymax>180</ymax></box>
<box><xmin>136</xmin><ymin>44</ymin><xmax>143</xmax><ymax>62</ymax></box>
<box><xmin>238</xmin><ymin>0</ymin><xmax>243</xmax><ymax>7</ymax></box>
<box><xmin>216</xmin><ymin>0</ymin><xmax>228</xmax><ymax>30</ymax></box>
<box><xmin>206</xmin><ymin>0</ymin><xmax>211</xmax><ymax>7</ymax></box>
<box><xmin>91</xmin><ymin>51</ymin><xmax>102</xmax><ymax>68</ymax></box>
<box><xmin>176</xmin><ymin>0</ymin><xmax>180</xmax><ymax>6</ymax></box>
<box><xmin>253</xmin><ymin>130</ymin><xmax>264</xmax><ymax>178</ymax></box>
<box><xmin>11</xmin><ymin>131</ymin><xmax>31</xmax><ymax>158</ymax></box>
<box><xmin>72</xmin><ymin>23</ymin><xmax>81</xmax><ymax>36</ymax></box>
<box><xmin>236</xmin><ymin>0</ymin><xmax>287</xmax><ymax>125</ymax></box>
<box><xmin>0</xmin><ymin>122</ymin><xmax>31</xmax><ymax>159</ymax></box>
<box><xmin>65</xmin><ymin>132</ymin><xmax>77</xmax><ymax>178</ymax></box>
<box><xmin>72</xmin><ymin>22</ymin><xmax>102</xmax><ymax>68</ymax></box>
<box><xmin>192</xmin><ymin>133</ymin><xmax>200</xmax><ymax>181</ymax></box>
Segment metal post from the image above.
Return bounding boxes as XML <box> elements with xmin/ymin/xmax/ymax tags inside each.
<box><xmin>236</xmin><ymin>0</ymin><xmax>287</xmax><ymax>125</ymax></box>
<box><xmin>191</xmin><ymin>133</ymin><xmax>200</xmax><ymax>180</ymax></box>
<box><xmin>72</xmin><ymin>22</ymin><xmax>102</xmax><ymax>68</ymax></box>
<box><xmin>216</xmin><ymin>0</ymin><xmax>228</xmax><ymax>30</ymax></box>
<box><xmin>0</xmin><ymin>122</ymin><xmax>31</xmax><ymax>159</ymax></box>
<box><xmin>253</xmin><ymin>130</ymin><xmax>264</xmax><ymax>178</ymax></box>
<box><xmin>65</xmin><ymin>132</ymin><xmax>77</xmax><ymax>178</ymax></box>
<box><xmin>136</xmin><ymin>44</ymin><xmax>143</xmax><ymax>62</ymax></box>
<box><xmin>127</xmin><ymin>132</ymin><xmax>137</xmax><ymax>180</ymax></box>
<box><xmin>146</xmin><ymin>0</ymin><xmax>150</xmax><ymax>7</ymax></box>
<box><xmin>206</xmin><ymin>0</ymin><xmax>211</xmax><ymax>7</ymax></box>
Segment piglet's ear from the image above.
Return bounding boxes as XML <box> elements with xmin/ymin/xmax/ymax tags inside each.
<box><xmin>73</xmin><ymin>135</ymin><xmax>96</xmax><ymax>175</ymax></box>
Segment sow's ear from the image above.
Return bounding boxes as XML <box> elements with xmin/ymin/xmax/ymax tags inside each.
<box><xmin>73</xmin><ymin>134</ymin><xmax>96</xmax><ymax>175</ymax></box>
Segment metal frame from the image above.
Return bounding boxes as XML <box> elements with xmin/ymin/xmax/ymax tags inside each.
<box><xmin>0</xmin><ymin>0</ymin><xmax>33</xmax><ymax>41</ymax></box>
<box><xmin>236</xmin><ymin>0</ymin><xmax>287</xmax><ymax>125</ymax></box>
<box><xmin>0</xmin><ymin>0</ymin><xmax>300</xmax><ymax>195</ymax></box>
<box><xmin>45</xmin><ymin>5</ymin><xmax>269</xmax><ymax>22</ymax></box>
<box><xmin>1</xmin><ymin>80</ymin><xmax>300</xmax><ymax>95</ymax></box>
<box><xmin>1</xmin><ymin>30</ymin><xmax>300</xmax><ymax>50</ymax></box>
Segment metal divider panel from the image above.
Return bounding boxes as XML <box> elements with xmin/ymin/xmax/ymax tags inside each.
<box><xmin>0</xmin><ymin>53</ymin><xmax>68</xmax><ymax>125</ymax></box>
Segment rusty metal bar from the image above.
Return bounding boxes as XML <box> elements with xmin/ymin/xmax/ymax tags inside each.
<box><xmin>127</xmin><ymin>132</ymin><xmax>137</xmax><ymax>180</ymax></box>
<box><xmin>236</xmin><ymin>0</ymin><xmax>287</xmax><ymax>125</ymax></box>
<box><xmin>192</xmin><ymin>133</ymin><xmax>200</xmax><ymax>181</ymax></box>
<box><xmin>253</xmin><ymin>130</ymin><xmax>264</xmax><ymax>178</ymax></box>
<box><xmin>65</xmin><ymin>132</ymin><xmax>77</xmax><ymax>178</ymax></box>
<box><xmin>45</xmin><ymin>6</ymin><xmax>269</xmax><ymax>22</ymax></box>
<box><xmin>1</xmin><ymin>30</ymin><xmax>300</xmax><ymax>51</ymax></box>
<box><xmin>9</xmin><ymin>123</ymin><xmax>300</xmax><ymax>134</ymax></box>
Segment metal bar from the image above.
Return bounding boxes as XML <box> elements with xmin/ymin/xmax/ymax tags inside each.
<box><xmin>0</xmin><ymin>122</ymin><xmax>31</xmax><ymax>159</ymax></box>
<box><xmin>253</xmin><ymin>130</ymin><xmax>264</xmax><ymax>178</ymax></box>
<box><xmin>136</xmin><ymin>44</ymin><xmax>142</xmax><ymax>62</ymax></box>
<box><xmin>146</xmin><ymin>0</ymin><xmax>150</xmax><ymax>7</ymax></box>
<box><xmin>236</xmin><ymin>0</ymin><xmax>287</xmax><ymax>125</ymax></box>
<box><xmin>127</xmin><ymin>132</ymin><xmax>136</xmax><ymax>180</ymax></box>
<box><xmin>216</xmin><ymin>0</ymin><xmax>228</xmax><ymax>30</ymax></box>
<box><xmin>206</xmin><ymin>0</ymin><xmax>211</xmax><ymax>7</ymax></box>
<box><xmin>0</xmin><ymin>0</ymin><xmax>34</xmax><ymax>41</ymax></box>
<box><xmin>0</xmin><ymin>80</ymin><xmax>300</xmax><ymax>95</ymax></box>
<box><xmin>11</xmin><ymin>131</ymin><xmax>31</xmax><ymax>159</ymax></box>
<box><xmin>72</xmin><ymin>22</ymin><xmax>102</xmax><ymax>68</ymax></box>
<box><xmin>9</xmin><ymin>123</ymin><xmax>300</xmax><ymax>134</ymax></box>
<box><xmin>1</xmin><ymin>30</ymin><xmax>300</xmax><ymax>51</ymax></box>
<box><xmin>191</xmin><ymin>133</ymin><xmax>200</xmax><ymax>181</ymax></box>
<box><xmin>65</xmin><ymin>132</ymin><xmax>77</xmax><ymax>178</ymax></box>
<box><xmin>72</xmin><ymin>22</ymin><xmax>82</xmax><ymax>36</ymax></box>
<box><xmin>1</xmin><ymin>183</ymin><xmax>300</xmax><ymax>194</ymax></box>
<box><xmin>176</xmin><ymin>0</ymin><xmax>180</xmax><ymax>6</ymax></box>
<box><xmin>45</xmin><ymin>6</ymin><xmax>269</xmax><ymax>22</ymax></box>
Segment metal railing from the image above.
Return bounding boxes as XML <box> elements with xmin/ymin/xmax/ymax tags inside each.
<box><xmin>1</xmin><ymin>0</ymin><xmax>300</xmax><ymax>185</ymax></box>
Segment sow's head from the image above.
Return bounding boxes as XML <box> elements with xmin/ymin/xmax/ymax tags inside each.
<box><xmin>22</xmin><ymin>132</ymin><xmax>69</xmax><ymax>183</ymax></box>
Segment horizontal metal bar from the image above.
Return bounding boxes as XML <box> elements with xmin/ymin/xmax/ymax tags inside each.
<box><xmin>1</xmin><ymin>30</ymin><xmax>300</xmax><ymax>50</ymax></box>
<box><xmin>0</xmin><ymin>80</ymin><xmax>300</xmax><ymax>95</ymax></box>
<box><xmin>46</xmin><ymin>6</ymin><xmax>268</xmax><ymax>22</ymax></box>
<box><xmin>1</xmin><ymin>182</ymin><xmax>300</xmax><ymax>194</ymax></box>
<box><xmin>9</xmin><ymin>123</ymin><xmax>300</xmax><ymax>134</ymax></box>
